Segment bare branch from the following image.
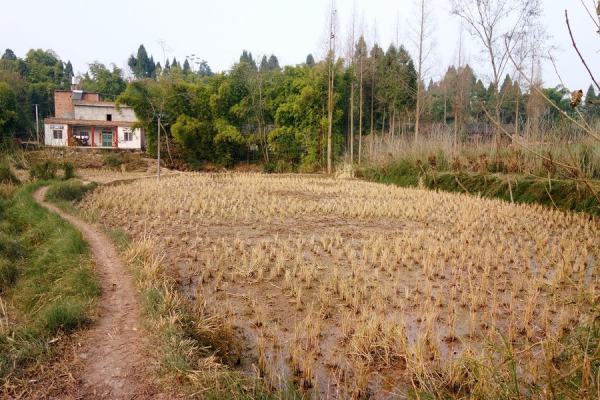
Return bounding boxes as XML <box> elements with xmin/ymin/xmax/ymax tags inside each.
<box><xmin>565</xmin><ymin>10</ymin><xmax>600</xmax><ymax>92</ymax></box>
<box><xmin>505</xmin><ymin>38</ymin><xmax>600</xmax><ymax>142</ymax></box>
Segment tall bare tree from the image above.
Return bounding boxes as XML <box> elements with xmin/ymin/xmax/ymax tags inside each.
<box><xmin>356</xmin><ymin>35</ymin><xmax>368</xmax><ymax>164</ymax></box>
<box><xmin>327</xmin><ymin>3</ymin><xmax>337</xmax><ymax>174</ymax></box>
<box><xmin>346</xmin><ymin>7</ymin><xmax>357</xmax><ymax>164</ymax></box>
<box><xmin>451</xmin><ymin>0</ymin><xmax>541</xmax><ymax>145</ymax></box>
<box><xmin>411</xmin><ymin>0</ymin><xmax>435</xmax><ymax>142</ymax></box>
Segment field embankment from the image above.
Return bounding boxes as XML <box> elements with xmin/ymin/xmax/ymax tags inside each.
<box><xmin>359</xmin><ymin>160</ymin><xmax>600</xmax><ymax>215</ymax></box>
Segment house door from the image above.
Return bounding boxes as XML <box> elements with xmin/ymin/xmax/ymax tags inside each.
<box><xmin>102</xmin><ymin>130</ymin><xmax>113</xmax><ymax>147</ymax></box>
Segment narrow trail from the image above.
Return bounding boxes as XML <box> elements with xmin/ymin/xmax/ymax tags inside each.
<box><xmin>34</xmin><ymin>187</ymin><xmax>158</xmax><ymax>399</ymax></box>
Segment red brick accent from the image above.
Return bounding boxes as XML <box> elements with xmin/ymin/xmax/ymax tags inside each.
<box><xmin>54</xmin><ymin>91</ymin><xmax>101</xmax><ymax>118</ymax></box>
<box><xmin>55</xmin><ymin>91</ymin><xmax>74</xmax><ymax>118</ymax></box>
<box><xmin>82</xmin><ymin>92</ymin><xmax>100</xmax><ymax>102</ymax></box>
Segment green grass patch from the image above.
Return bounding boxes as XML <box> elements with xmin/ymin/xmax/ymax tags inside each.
<box><xmin>0</xmin><ymin>183</ymin><xmax>100</xmax><ymax>379</ymax></box>
<box><xmin>45</xmin><ymin>180</ymin><xmax>98</xmax><ymax>203</ymax></box>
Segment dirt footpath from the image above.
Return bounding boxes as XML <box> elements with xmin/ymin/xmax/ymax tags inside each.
<box><xmin>34</xmin><ymin>187</ymin><xmax>160</xmax><ymax>399</ymax></box>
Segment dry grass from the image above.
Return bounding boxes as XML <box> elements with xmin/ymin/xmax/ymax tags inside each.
<box><xmin>83</xmin><ymin>172</ymin><xmax>599</xmax><ymax>398</ymax></box>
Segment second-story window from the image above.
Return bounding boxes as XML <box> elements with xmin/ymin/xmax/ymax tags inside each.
<box><xmin>106</xmin><ymin>114</ymin><xmax>112</xmax><ymax>121</ymax></box>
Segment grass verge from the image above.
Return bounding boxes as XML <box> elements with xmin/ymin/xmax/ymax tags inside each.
<box><xmin>0</xmin><ymin>183</ymin><xmax>100</xmax><ymax>386</ymax></box>
<box><xmin>360</xmin><ymin>160</ymin><xmax>600</xmax><ymax>216</ymax></box>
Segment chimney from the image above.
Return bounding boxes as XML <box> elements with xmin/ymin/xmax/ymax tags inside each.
<box><xmin>71</xmin><ymin>76</ymin><xmax>80</xmax><ymax>91</ymax></box>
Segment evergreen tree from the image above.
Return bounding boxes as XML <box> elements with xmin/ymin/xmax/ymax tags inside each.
<box><xmin>259</xmin><ymin>55</ymin><xmax>269</xmax><ymax>72</ymax></box>
<box><xmin>64</xmin><ymin>60</ymin><xmax>74</xmax><ymax>86</ymax></box>
<box><xmin>148</xmin><ymin>55</ymin><xmax>156</xmax><ymax>77</ymax></box>
<box><xmin>0</xmin><ymin>82</ymin><xmax>18</xmax><ymax>139</ymax></box>
<box><xmin>305</xmin><ymin>54</ymin><xmax>315</xmax><ymax>67</ymax></box>
<box><xmin>500</xmin><ymin>74</ymin><xmax>515</xmax><ymax>123</ymax></box>
<box><xmin>1</xmin><ymin>49</ymin><xmax>17</xmax><ymax>61</ymax></box>
<box><xmin>267</xmin><ymin>55</ymin><xmax>280</xmax><ymax>71</ymax></box>
<box><xmin>471</xmin><ymin>79</ymin><xmax>488</xmax><ymax>121</ymax></box>
<box><xmin>127</xmin><ymin>45</ymin><xmax>155</xmax><ymax>79</ymax></box>
<box><xmin>585</xmin><ymin>84</ymin><xmax>599</xmax><ymax>118</ymax></box>
<box><xmin>183</xmin><ymin>59</ymin><xmax>191</xmax><ymax>74</ymax></box>
<box><xmin>239</xmin><ymin>50</ymin><xmax>257</xmax><ymax>70</ymax></box>
<box><xmin>197</xmin><ymin>60</ymin><xmax>213</xmax><ymax>77</ymax></box>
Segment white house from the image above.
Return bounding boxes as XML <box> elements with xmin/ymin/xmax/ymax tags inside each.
<box><xmin>44</xmin><ymin>90</ymin><xmax>144</xmax><ymax>150</ymax></box>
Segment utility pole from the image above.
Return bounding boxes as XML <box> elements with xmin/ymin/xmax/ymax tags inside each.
<box><xmin>157</xmin><ymin>114</ymin><xmax>161</xmax><ymax>181</ymax></box>
<box><xmin>349</xmin><ymin>10</ymin><xmax>355</xmax><ymax>165</ymax></box>
<box><xmin>327</xmin><ymin>6</ymin><xmax>336</xmax><ymax>174</ymax></box>
<box><xmin>34</xmin><ymin>104</ymin><xmax>40</xmax><ymax>144</ymax></box>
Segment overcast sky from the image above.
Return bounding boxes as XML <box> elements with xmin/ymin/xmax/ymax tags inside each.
<box><xmin>1</xmin><ymin>0</ymin><xmax>598</xmax><ymax>90</ymax></box>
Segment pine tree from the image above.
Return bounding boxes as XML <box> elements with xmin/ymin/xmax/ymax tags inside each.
<box><xmin>259</xmin><ymin>55</ymin><xmax>269</xmax><ymax>72</ymax></box>
<box><xmin>64</xmin><ymin>60</ymin><xmax>74</xmax><ymax>86</ymax></box>
<box><xmin>267</xmin><ymin>55</ymin><xmax>280</xmax><ymax>71</ymax></box>
<box><xmin>183</xmin><ymin>59</ymin><xmax>191</xmax><ymax>74</ymax></box>
<box><xmin>305</xmin><ymin>54</ymin><xmax>315</xmax><ymax>67</ymax></box>
<box><xmin>585</xmin><ymin>84</ymin><xmax>599</xmax><ymax>118</ymax></box>
<box><xmin>127</xmin><ymin>45</ymin><xmax>155</xmax><ymax>79</ymax></box>
<box><xmin>1</xmin><ymin>49</ymin><xmax>17</xmax><ymax>61</ymax></box>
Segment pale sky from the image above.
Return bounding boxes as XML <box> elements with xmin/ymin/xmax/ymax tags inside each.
<box><xmin>1</xmin><ymin>0</ymin><xmax>598</xmax><ymax>91</ymax></box>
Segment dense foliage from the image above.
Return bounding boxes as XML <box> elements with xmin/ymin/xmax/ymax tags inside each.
<box><xmin>1</xmin><ymin>43</ymin><xmax>596</xmax><ymax>169</ymax></box>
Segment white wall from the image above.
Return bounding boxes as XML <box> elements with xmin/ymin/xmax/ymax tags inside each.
<box><xmin>74</xmin><ymin>105</ymin><xmax>137</xmax><ymax>122</ymax></box>
<box><xmin>44</xmin><ymin>123</ymin><xmax>67</xmax><ymax>147</ymax></box>
<box><xmin>117</xmin><ymin>127</ymin><xmax>142</xmax><ymax>149</ymax></box>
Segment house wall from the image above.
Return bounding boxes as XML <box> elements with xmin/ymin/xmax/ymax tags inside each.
<box><xmin>44</xmin><ymin>123</ymin><xmax>68</xmax><ymax>147</ymax></box>
<box><xmin>82</xmin><ymin>93</ymin><xmax>100</xmax><ymax>102</ymax></box>
<box><xmin>55</xmin><ymin>92</ymin><xmax>74</xmax><ymax>119</ymax></box>
<box><xmin>117</xmin><ymin>127</ymin><xmax>142</xmax><ymax>149</ymax></box>
<box><xmin>74</xmin><ymin>105</ymin><xmax>137</xmax><ymax>122</ymax></box>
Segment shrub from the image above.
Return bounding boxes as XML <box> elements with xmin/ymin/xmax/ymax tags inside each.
<box><xmin>63</xmin><ymin>162</ymin><xmax>75</xmax><ymax>180</ymax></box>
<box><xmin>267</xmin><ymin>127</ymin><xmax>303</xmax><ymax>165</ymax></box>
<box><xmin>45</xmin><ymin>180</ymin><xmax>97</xmax><ymax>203</ymax></box>
<box><xmin>42</xmin><ymin>301</ymin><xmax>87</xmax><ymax>333</ymax></box>
<box><xmin>103</xmin><ymin>153</ymin><xmax>125</xmax><ymax>169</ymax></box>
<box><xmin>0</xmin><ymin>258</ymin><xmax>18</xmax><ymax>291</ymax></box>
<box><xmin>263</xmin><ymin>160</ymin><xmax>295</xmax><ymax>173</ymax></box>
<box><xmin>213</xmin><ymin>119</ymin><xmax>246</xmax><ymax>167</ymax></box>
<box><xmin>0</xmin><ymin>232</ymin><xmax>25</xmax><ymax>260</ymax></box>
<box><xmin>29</xmin><ymin>160</ymin><xmax>58</xmax><ymax>180</ymax></box>
<box><xmin>0</xmin><ymin>161</ymin><xmax>19</xmax><ymax>184</ymax></box>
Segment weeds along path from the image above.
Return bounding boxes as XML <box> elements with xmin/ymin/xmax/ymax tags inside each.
<box><xmin>33</xmin><ymin>186</ymin><xmax>157</xmax><ymax>399</ymax></box>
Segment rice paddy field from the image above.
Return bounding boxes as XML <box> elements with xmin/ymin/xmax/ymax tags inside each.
<box><xmin>83</xmin><ymin>173</ymin><xmax>599</xmax><ymax>398</ymax></box>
